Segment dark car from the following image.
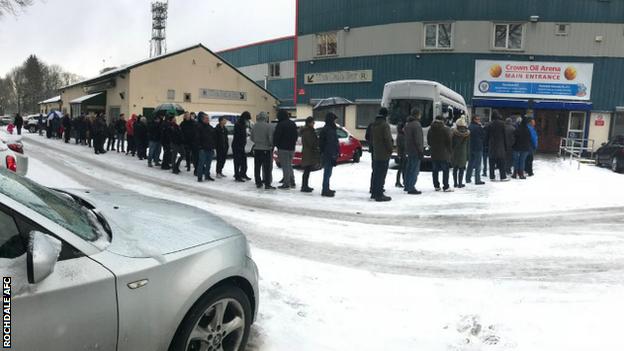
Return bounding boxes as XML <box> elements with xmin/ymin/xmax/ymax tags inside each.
<box><xmin>595</xmin><ymin>135</ymin><xmax>624</xmax><ymax>173</ymax></box>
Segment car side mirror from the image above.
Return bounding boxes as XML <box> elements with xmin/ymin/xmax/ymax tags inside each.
<box><xmin>27</xmin><ymin>231</ymin><xmax>62</xmax><ymax>284</ymax></box>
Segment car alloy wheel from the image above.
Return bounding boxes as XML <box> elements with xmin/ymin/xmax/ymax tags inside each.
<box><xmin>186</xmin><ymin>298</ymin><xmax>246</xmax><ymax>351</ymax></box>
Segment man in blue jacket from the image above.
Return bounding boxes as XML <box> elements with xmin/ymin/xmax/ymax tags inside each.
<box><xmin>466</xmin><ymin>115</ymin><xmax>486</xmax><ymax>185</ymax></box>
<box><xmin>526</xmin><ymin>117</ymin><xmax>538</xmax><ymax>176</ymax></box>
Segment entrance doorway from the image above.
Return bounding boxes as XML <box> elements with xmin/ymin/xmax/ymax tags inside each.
<box><xmin>535</xmin><ymin>110</ymin><xmax>567</xmax><ymax>153</ymax></box>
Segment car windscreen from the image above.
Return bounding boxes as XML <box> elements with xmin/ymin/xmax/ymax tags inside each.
<box><xmin>389</xmin><ymin>99</ymin><xmax>434</xmax><ymax>128</ymax></box>
<box><xmin>0</xmin><ymin>169</ymin><xmax>106</xmax><ymax>242</ymax></box>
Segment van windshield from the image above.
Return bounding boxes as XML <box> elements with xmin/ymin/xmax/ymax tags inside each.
<box><xmin>389</xmin><ymin>99</ymin><xmax>434</xmax><ymax>128</ymax></box>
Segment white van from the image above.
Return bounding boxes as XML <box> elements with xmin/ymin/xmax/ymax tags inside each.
<box><xmin>381</xmin><ymin>80</ymin><xmax>469</xmax><ymax>166</ymax></box>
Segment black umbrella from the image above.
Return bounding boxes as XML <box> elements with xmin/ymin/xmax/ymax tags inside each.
<box><xmin>153</xmin><ymin>103</ymin><xmax>186</xmax><ymax>117</ymax></box>
<box><xmin>313</xmin><ymin>97</ymin><xmax>354</xmax><ymax>110</ymax></box>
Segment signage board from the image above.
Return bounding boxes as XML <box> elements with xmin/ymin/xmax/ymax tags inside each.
<box><xmin>199</xmin><ymin>89</ymin><xmax>247</xmax><ymax>101</ymax></box>
<box><xmin>305</xmin><ymin>70</ymin><xmax>373</xmax><ymax>85</ymax></box>
<box><xmin>474</xmin><ymin>60</ymin><xmax>593</xmax><ymax>101</ymax></box>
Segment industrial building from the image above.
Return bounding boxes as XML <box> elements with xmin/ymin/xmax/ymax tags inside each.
<box><xmin>49</xmin><ymin>44</ymin><xmax>279</xmax><ymax>122</ymax></box>
<box><xmin>218</xmin><ymin>0</ymin><xmax>624</xmax><ymax>150</ymax></box>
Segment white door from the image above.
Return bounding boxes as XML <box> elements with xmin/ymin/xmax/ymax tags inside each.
<box><xmin>1</xmin><ymin>207</ymin><xmax>118</xmax><ymax>351</ymax></box>
<box><xmin>568</xmin><ymin>111</ymin><xmax>587</xmax><ymax>139</ymax></box>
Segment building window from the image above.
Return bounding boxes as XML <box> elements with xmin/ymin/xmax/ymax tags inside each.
<box><xmin>424</xmin><ymin>23</ymin><xmax>453</xmax><ymax>49</ymax></box>
<box><xmin>356</xmin><ymin>104</ymin><xmax>381</xmax><ymax>129</ymax></box>
<box><xmin>269</xmin><ymin>63</ymin><xmax>281</xmax><ymax>78</ymax></box>
<box><xmin>316</xmin><ymin>32</ymin><xmax>337</xmax><ymax>57</ymax></box>
<box><xmin>555</xmin><ymin>23</ymin><xmax>570</xmax><ymax>36</ymax></box>
<box><xmin>493</xmin><ymin>23</ymin><xmax>524</xmax><ymax>50</ymax></box>
<box><xmin>167</xmin><ymin>89</ymin><xmax>175</xmax><ymax>100</ymax></box>
<box><xmin>184</xmin><ymin>93</ymin><xmax>192</xmax><ymax>103</ymax></box>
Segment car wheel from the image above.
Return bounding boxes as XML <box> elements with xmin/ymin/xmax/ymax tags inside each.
<box><xmin>352</xmin><ymin>149</ymin><xmax>362</xmax><ymax>163</ymax></box>
<box><xmin>612</xmin><ymin>157</ymin><xmax>623</xmax><ymax>173</ymax></box>
<box><xmin>29</xmin><ymin>126</ymin><xmax>37</xmax><ymax>133</ymax></box>
<box><xmin>169</xmin><ymin>285</ymin><xmax>252</xmax><ymax>351</ymax></box>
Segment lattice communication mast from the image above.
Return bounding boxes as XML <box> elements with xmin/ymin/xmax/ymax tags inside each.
<box><xmin>150</xmin><ymin>1</ymin><xmax>168</xmax><ymax>57</ymax></box>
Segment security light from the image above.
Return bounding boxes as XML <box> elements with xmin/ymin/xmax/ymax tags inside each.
<box><xmin>530</xmin><ymin>15</ymin><xmax>539</xmax><ymax>22</ymax></box>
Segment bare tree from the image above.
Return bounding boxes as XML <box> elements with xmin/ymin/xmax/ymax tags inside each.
<box><xmin>0</xmin><ymin>0</ymin><xmax>34</xmax><ymax>17</ymax></box>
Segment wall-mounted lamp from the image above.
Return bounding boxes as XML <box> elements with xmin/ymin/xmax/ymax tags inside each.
<box><xmin>119</xmin><ymin>92</ymin><xmax>125</xmax><ymax>100</ymax></box>
<box><xmin>416</xmin><ymin>54</ymin><xmax>421</xmax><ymax>59</ymax></box>
<box><xmin>216</xmin><ymin>61</ymin><xmax>223</xmax><ymax>67</ymax></box>
<box><xmin>309</xmin><ymin>61</ymin><xmax>315</xmax><ymax>65</ymax></box>
<box><xmin>343</xmin><ymin>26</ymin><xmax>350</xmax><ymax>32</ymax></box>
<box><xmin>529</xmin><ymin>15</ymin><xmax>539</xmax><ymax>23</ymax></box>
<box><xmin>529</xmin><ymin>56</ymin><xmax>535</xmax><ymax>61</ymax></box>
<box><xmin>595</xmin><ymin>35</ymin><xmax>604</xmax><ymax>42</ymax></box>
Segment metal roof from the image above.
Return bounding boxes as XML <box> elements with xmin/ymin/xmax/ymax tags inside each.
<box><xmin>38</xmin><ymin>95</ymin><xmax>61</xmax><ymax>104</ymax></box>
<box><xmin>70</xmin><ymin>92</ymin><xmax>104</xmax><ymax>104</ymax></box>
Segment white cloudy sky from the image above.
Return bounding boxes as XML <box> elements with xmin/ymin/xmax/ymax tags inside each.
<box><xmin>0</xmin><ymin>0</ymin><xmax>294</xmax><ymax>78</ymax></box>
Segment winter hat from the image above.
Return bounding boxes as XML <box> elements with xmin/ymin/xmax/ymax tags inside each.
<box><xmin>456</xmin><ymin>117</ymin><xmax>467</xmax><ymax>128</ymax></box>
<box><xmin>256</xmin><ymin>112</ymin><xmax>268</xmax><ymax>122</ymax></box>
<box><xmin>378</xmin><ymin>107</ymin><xmax>389</xmax><ymax>117</ymax></box>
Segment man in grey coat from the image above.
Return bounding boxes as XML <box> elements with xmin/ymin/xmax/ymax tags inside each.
<box><xmin>250</xmin><ymin>112</ymin><xmax>276</xmax><ymax>189</ymax></box>
<box><xmin>403</xmin><ymin>109</ymin><xmax>424</xmax><ymax>195</ymax></box>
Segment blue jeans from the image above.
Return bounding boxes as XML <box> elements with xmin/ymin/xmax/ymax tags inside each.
<box><xmin>513</xmin><ymin>151</ymin><xmax>529</xmax><ymax>175</ymax></box>
<box><xmin>322</xmin><ymin>157</ymin><xmax>335</xmax><ymax>192</ymax></box>
<box><xmin>148</xmin><ymin>141</ymin><xmax>161</xmax><ymax>163</ymax></box>
<box><xmin>197</xmin><ymin>149</ymin><xmax>214</xmax><ymax>180</ymax></box>
<box><xmin>466</xmin><ymin>151</ymin><xmax>482</xmax><ymax>183</ymax></box>
<box><xmin>404</xmin><ymin>155</ymin><xmax>421</xmax><ymax>192</ymax></box>
<box><xmin>432</xmin><ymin>160</ymin><xmax>450</xmax><ymax>190</ymax></box>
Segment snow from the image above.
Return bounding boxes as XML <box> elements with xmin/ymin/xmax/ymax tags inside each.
<box><xmin>18</xmin><ymin>134</ymin><xmax>624</xmax><ymax>350</ymax></box>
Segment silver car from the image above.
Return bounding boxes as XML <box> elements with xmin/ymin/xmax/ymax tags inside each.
<box><xmin>0</xmin><ymin>169</ymin><xmax>258</xmax><ymax>351</ymax></box>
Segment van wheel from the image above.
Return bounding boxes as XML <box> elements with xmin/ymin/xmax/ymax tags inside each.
<box><xmin>352</xmin><ymin>149</ymin><xmax>362</xmax><ymax>163</ymax></box>
<box><xmin>169</xmin><ymin>285</ymin><xmax>252</xmax><ymax>351</ymax></box>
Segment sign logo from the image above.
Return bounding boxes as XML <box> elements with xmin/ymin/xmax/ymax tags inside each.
<box><xmin>478</xmin><ymin>81</ymin><xmax>490</xmax><ymax>93</ymax></box>
<box><xmin>564</xmin><ymin>66</ymin><xmax>577</xmax><ymax>81</ymax></box>
<box><xmin>489</xmin><ymin>64</ymin><xmax>503</xmax><ymax>78</ymax></box>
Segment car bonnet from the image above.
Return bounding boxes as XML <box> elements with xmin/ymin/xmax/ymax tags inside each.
<box><xmin>65</xmin><ymin>190</ymin><xmax>243</xmax><ymax>258</ymax></box>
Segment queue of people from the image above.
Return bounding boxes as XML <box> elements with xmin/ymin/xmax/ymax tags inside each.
<box><xmin>38</xmin><ymin>107</ymin><xmax>538</xmax><ymax>202</ymax></box>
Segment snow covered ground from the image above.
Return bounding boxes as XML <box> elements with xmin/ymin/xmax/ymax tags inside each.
<box><xmin>19</xmin><ymin>133</ymin><xmax>624</xmax><ymax>350</ymax></box>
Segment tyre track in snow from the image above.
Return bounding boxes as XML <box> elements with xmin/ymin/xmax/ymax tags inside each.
<box><xmin>25</xmin><ymin>139</ymin><xmax>624</xmax><ymax>282</ymax></box>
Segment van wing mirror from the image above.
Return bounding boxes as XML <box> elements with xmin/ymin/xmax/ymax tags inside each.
<box><xmin>27</xmin><ymin>231</ymin><xmax>62</xmax><ymax>284</ymax></box>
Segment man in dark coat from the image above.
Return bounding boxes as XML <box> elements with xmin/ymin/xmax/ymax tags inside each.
<box><xmin>214</xmin><ymin>116</ymin><xmax>229</xmax><ymax>178</ymax></box>
<box><xmin>14</xmin><ymin>114</ymin><xmax>23</xmax><ymax>135</ymax></box>
<box><xmin>403</xmin><ymin>109</ymin><xmax>424</xmax><ymax>195</ymax></box>
<box><xmin>134</xmin><ymin>116</ymin><xmax>149</xmax><ymax>160</ymax></box>
<box><xmin>504</xmin><ymin>118</ymin><xmax>516</xmax><ymax>175</ymax></box>
<box><xmin>250</xmin><ymin>112</ymin><xmax>275</xmax><ymax>189</ymax></box>
<box><xmin>106</xmin><ymin>120</ymin><xmax>116</xmax><ymax>151</ymax></box>
<box><xmin>273</xmin><ymin>109</ymin><xmax>298</xmax><ymax>189</ymax></box>
<box><xmin>232</xmin><ymin>111</ymin><xmax>251</xmax><ymax>182</ymax></box>
<box><xmin>160</xmin><ymin>114</ymin><xmax>174</xmax><ymax>170</ymax></box>
<box><xmin>147</xmin><ymin>115</ymin><xmax>163</xmax><ymax>167</ymax></box>
<box><xmin>486</xmin><ymin>110</ymin><xmax>508</xmax><ymax>181</ymax></box>
<box><xmin>169</xmin><ymin>116</ymin><xmax>185</xmax><ymax>174</ymax></box>
<box><xmin>196</xmin><ymin>113</ymin><xmax>216</xmax><ymax>182</ymax></box>
<box><xmin>93</xmin><ymin>115</ymin><xmax>108</xmax><ymax>155</ymax></box>
<box><xmin>512</xmin><ymin>117</ymin><xmax>533</xmax><ymax>179</ymax></box>
<box><xmin>61</xmin><ymin>114</ymin><xmax>72</xmax><ymax>143</ymax></box>
<box><xmin>427</xmin><ymin>115</ymin><xmax>453</xmax><ymax>192</ymax></box>
<box><xmin>115</xmin><ymin>114</ymin><xmax>127</xmax><ymax>153</ymax></box>
<box><xmin>180</xmin><ymin>113</ymin><xmax>197</xmax><ymax>172</ymax></box>
<box><xmin>37</xmin><ymin>113</ymin><xmax>44</xmax><ymax>135</ymax></box>
<box><xmin>371</xmin><ymin>111</ymin><xmax>394</xmax><ymax>201</ymax></box>
<box><xmin>466</xmin><ymin>115</ymin><xmax>486</xmax><ymax>185</ymax></box>
<box><xmin>300</xmin><ymin>116</ymin><xmax>320</xmax><ymax>193</ymax></box>
<box><xmin>319</xmin><ymin>113</ymin><xmax>340</xmax><ymax>197</ymax></box>
<box><xmin>74</xmin><ymin>114</ymin><xmax>85</xmax><ymax>145</ymax></box>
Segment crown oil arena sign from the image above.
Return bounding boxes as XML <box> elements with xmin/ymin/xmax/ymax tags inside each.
<box><xmin>474</xmin><ymin>60</ymin><xmax>594</xmax><ymax>101</ymax></box>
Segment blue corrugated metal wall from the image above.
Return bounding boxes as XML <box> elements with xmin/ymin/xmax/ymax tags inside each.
<box><xmin>297</xmin><ymin>53</ymin><xmax>624</xmax><ymax>111</ymax></box>
<box><xmin>299</xmin><ymin>0</ymin><xmax>624</xmax><ymax>34</ymax></box>
<box><xmin>218</xmin><ymin>38</ymin><xmax>294</xmax><ymax>67</ymax></box>
<box><xmin>255</xmin><ymin>79</ymin><xmax>295</xmax><ymax>106</ymax></box>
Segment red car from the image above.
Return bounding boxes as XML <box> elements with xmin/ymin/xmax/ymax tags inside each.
<box><xmin>274</xmin><ymin>120</ymin><xmax>363</xmax><ymax>167</ymax></box>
